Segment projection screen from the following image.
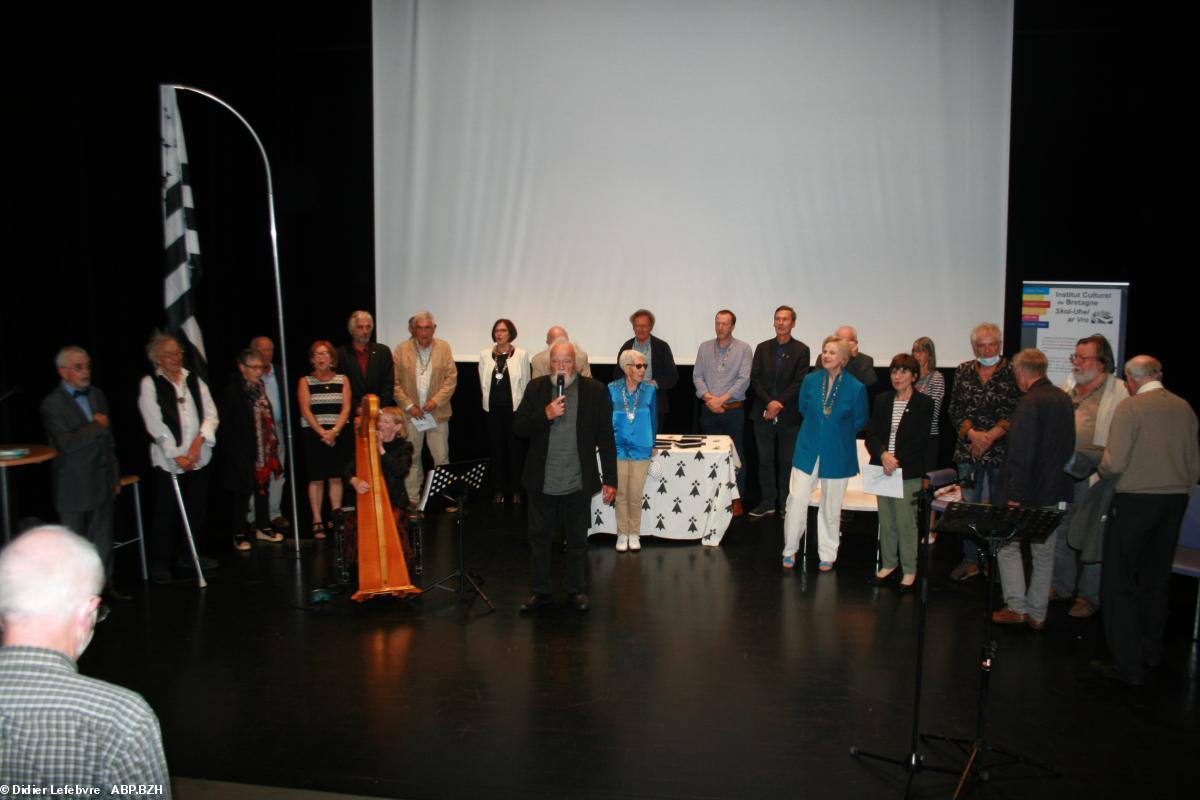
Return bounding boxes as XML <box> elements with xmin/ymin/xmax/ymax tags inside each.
<box><xmin>373</xmin><ymin>0</ymin><xmax>1013</xmax><ymax>364</ymax></box>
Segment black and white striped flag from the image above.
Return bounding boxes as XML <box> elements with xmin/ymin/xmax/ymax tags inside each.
<box><xmin>160</xmin><ymin>85</ymin><xmax>208</xmax><ymax>378</ymax></box>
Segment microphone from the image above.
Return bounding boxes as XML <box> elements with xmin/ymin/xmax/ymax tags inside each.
<box><xmin>556</xmin><ymin>375</ymin><xmax>565</xmax><ymax>398</ymax></box>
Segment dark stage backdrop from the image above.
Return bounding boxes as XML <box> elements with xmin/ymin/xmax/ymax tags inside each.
<box><xmin>3</xmin><ymin>1</ymin><xmax>1196</xmax><ymax>528</ymax></box>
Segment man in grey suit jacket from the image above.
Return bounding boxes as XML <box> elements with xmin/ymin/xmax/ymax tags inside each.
<box><xmin>40</xmin><ymin>346</ymin><xmax>124</xmax><ymax>599</ymax></box>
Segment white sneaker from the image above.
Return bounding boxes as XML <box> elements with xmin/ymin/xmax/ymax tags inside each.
<box><xmin>628</xmin><ymin>534</ymin><xmax>641</xmax><ymax>552</ymax></box>
<box><xmin>616</xmin><ymin>534</ymin><xmax>629</xmax><ymax>552</ymax></box>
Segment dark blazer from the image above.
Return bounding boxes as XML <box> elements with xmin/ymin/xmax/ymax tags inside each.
<box><xmin>216</xmin><ymin>378</ymin><xmax>263</xmax><ymax>493</ymax></box>
<box><xmin>613</xmin><ymin>335</ymin><xmax>678</xmax><ymax>413</ymax></box>
<box><xmin>999</xmin><ymin>377</ymin><xmax>1075</xmax><ymax>507</ymax></box>
<box><xmin>336</xmin><ymin>342</ymin><xmax>396</xmax><ymax>408</ymax></box>
<box><xmin>750</xmin><ymin>337</ymin><xmax>811</xmax><ymax>426</ymax></box>
<box><xmin>865</xmin><ymin>390</ymin><xmax>934</xmax><ymax>479</ymax></box>
<box><xmin>513</xmin><ymin>375</ymin><xmax>617</xmax><ymax>495</ymax></box>
<box><xmin>40</xmin><ymin>384</ymin><xmax>120</xmax><ymax>512</ymax></box>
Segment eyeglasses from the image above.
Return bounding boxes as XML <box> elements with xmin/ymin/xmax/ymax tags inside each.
<box><xmin>1069</xmin><ymin>354</ymin><xmax>1099</xmax><ymax>363</ymax></box>
<box><xmin>629</xmin><ymin>364</ymin><xmax>647</xmax><ymax>369</ymax></box>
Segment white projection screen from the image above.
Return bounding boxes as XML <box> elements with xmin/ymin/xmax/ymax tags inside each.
<box><xmin>373</xmin><ymin>0</ymin><xmax>1012</xmax><ymax>365</ymax></box>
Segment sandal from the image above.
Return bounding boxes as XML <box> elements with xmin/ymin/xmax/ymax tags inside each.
<box><xmin>313</xmin><ymin>521</ymin><xmax>327</xmax><ymax>540</ymax></box>
<box><xmin>818</xmin><ymin>561</ymin><xmax>835</xmax><ymax>572</ymax></box>
<box><xmin>782</xmin><ymin>554</ymin><xmax>795</xmax><ymax>569</ymax></box>
<box><xmin>233</xmin><ymin>534</ymin><xmax>251</xmax><ymax>552</ymax></box>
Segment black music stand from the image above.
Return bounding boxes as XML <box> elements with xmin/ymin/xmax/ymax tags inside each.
<box><xmin>851</xmin><ymin>475</ymin><xmax>962</xmax><ymax>797</ymax></box>
<box><xmin>921</xmin><ymin>501</ymin><xmax>1064</xmax><ymax>798</ymax></box>
<box><xmin>423</xmin><ymin>458</ymin><xmax>494</xmax><ymax>613</ymax></box>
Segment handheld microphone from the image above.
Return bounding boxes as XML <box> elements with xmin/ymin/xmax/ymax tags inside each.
<box><xmin>556</xmin><ymin>375</ymin><xmax>565</xmax><ymax>397</ymax></box>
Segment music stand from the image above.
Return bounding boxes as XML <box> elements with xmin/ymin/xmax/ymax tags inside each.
<box><xmin>851</xmin><ymin>475</ymin><xmax>962</xmax><ymax>796</ymax></box>
<box><xmin>423</xmin><ymin>458</ymin><xmax>494</xmax><ymax>613</ymax></box>
<box><xmin>921</xmin><ymin>501</ymin><xmax>1064</xmax><ymax>798</ymax></box>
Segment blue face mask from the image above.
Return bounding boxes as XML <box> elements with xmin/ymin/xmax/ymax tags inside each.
<box><xmin>977</xmin><ymin>355</ymin><xmax>1000</xmax><ymax>367</ymax></box>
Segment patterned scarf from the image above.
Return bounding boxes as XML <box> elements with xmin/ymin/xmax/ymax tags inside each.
<box><xmin>247</xmin><ymin>379</ymin><xmax>282</xmax><ymax>491</ymax></box>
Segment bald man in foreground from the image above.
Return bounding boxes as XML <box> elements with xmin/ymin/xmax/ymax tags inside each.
<box><xmin>0</xmin><ymin>526</ymin><xmax>171</xmax><ymax>793</ymax></box>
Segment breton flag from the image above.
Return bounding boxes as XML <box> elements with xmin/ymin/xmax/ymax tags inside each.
<box><xmin>160</xmin><ymin>85</ymin><xmax>208</xmax><ymax>378</ymax></box>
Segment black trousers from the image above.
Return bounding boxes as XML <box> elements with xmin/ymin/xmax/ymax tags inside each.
<box><xmin>60</xmin><ymin>493</ymin><xmax>116</xmax><ymax>580</ymax></box>
<box><xmin>485</xmin><ymin>406</ymin><xmax>524</xmax><ymax>495</ymax></box>
<box><xmin>1100</xmin><ymin>492</ymin><xmax>1189</xmax><ymax>681</ymax></box>
<box><xmin>526</xmin><ymin>488</ymin><xmax>590</xmax><ymax>596</ymax></box>
<box><xmin>232</xmin><ymin>486</ymin><xmax>270</xmax><ymax>537</ymax></box>
<box><xmin>149</xmin><ymin>467</ymin><xmax>210</xmax><ymax>566</ymax></box>
<box><xmin>752</xmin><ymin>417</ymin><xmax>799</xmax><ymax>509</ymax></box>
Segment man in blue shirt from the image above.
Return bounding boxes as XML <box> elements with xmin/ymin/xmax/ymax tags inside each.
<box><xmin>39</xmin><ymin>346</ymin><xmax>125</xmax><ymax>600</ymax></box>
<box><xmin>693</xmin><ymin>309</ymin><xmax>753</xmax><ymax>513</ymax></box>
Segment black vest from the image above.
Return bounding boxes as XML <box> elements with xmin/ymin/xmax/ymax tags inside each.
<box><xmin>151</xmin><ymin>372</ymin><xmax>207</xmax><ymax>447</ymax></box>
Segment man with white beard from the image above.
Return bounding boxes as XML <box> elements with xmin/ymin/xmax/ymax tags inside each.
<box><xmin>512</xmin><ymin>341</ymin><xmax>616</xmax><ymax>613</ymax></box>
<box><xmin>1051</xmin><ymin>334</ymin><xmax>1128</xmax><ymax>619</ymax></box>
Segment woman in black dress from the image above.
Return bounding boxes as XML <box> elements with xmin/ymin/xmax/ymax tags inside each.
<box><xmin>298</xmin><ymin>340</ymin><xmax>351</xmax><ymax>538</ymax></box>
<box><xmin>218</xmin><ymin>349</ymin><xmax>284</xmax><ymax>551</ymax></box>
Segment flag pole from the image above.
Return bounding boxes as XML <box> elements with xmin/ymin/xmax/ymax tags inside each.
<box><xmin>165</xmin><ymin>84</ymin><xmax>303</xmax><ymax>558</ymax></box>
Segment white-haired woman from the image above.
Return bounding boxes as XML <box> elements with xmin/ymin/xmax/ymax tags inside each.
<box><xmin>609</xmin><ymin>349</ymin><xmax>657</xmax><ymax>551</ymax></box>
<box><xmin>782</xmin><ymin>335</ymin><xmax>869</xmax><ymax>571</ymax></box>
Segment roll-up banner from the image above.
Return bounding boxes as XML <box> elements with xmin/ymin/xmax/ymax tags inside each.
<box><xmin>1019</xmin><ymin>281</ymin><xmax>1129</xmax><ymax>387</ymax></box>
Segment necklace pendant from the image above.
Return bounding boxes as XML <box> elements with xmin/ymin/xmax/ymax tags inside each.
<box><xmin>823</xmin><ymin>407</ymin><xmax>832</xmax><ymax>416</ymax></box>
<box><xmin>626</xmin><ymin>411</ymin><xmax>636</xmax><ymax>423</ymax></box>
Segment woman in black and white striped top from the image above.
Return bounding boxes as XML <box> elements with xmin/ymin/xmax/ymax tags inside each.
<box><xmin>912</xmin><ymin>336</ymin><xmax>945</xmax><ymax>469</ymax></box>
<box><xmin>865</xmin><ymin>354</ymin><xmax>934</xmax><ymax>592</ymax></box>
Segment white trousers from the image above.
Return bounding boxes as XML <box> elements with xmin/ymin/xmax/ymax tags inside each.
<box><xmin>782</xmin><ymin>459</ymin><xmax>848</xmax><ymax>563</ymax></box>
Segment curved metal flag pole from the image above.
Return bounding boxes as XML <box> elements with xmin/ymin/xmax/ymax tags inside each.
<box><xmin>165</xmin><ymin>83</ymin><xmax>303</xmax><ymax>557</ymax></box>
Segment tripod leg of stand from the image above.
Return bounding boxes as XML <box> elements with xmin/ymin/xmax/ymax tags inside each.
<box><xmin>170</xmin><ymin>473</ymin><xmax>207</xmax><ymax>589</ymax></box>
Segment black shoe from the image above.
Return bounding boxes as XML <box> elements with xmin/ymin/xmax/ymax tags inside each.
<box><xmin>569</xmin><ymin>593</ymin><xmax>590</xmax><ymax>612</ymax></box>
<box><xmin>897</xmin><ymin>579</ymin><xmax>917</xmax><ymax>595</ymax></box>
<box><xmin>519</xmin><ymin>593</ymin><xmax>552</xmax><ymax>613</ymax></box>
<box><xmin>748</xmin><ymin>503</ymin><xmax>776</xmax><ymax>519</ymax></box>
<box><xmin>867</xmin><ymin>569</ymin><xmax>898</xmax><ymax>586</ymax></box>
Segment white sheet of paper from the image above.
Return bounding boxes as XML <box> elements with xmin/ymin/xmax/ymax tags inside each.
<box><xmin>409</xmin><ymin>414</ymin><xmax>438</xmax><ymax>432</ymax></box>
<box><xmin>863</xmin><ymin>464</ymin><xmax>904</xmax><ymax>498</ymax></box>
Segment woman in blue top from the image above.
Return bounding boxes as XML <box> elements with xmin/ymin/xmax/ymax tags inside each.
<box><xmin>609</xmin><ymin>349</ymin><xmax>658</xmax><ymax>552</ymax></box>
<box><xmin>782</xmin><ymin>335</ymin><xmax>869</xmax><ymax>571</ymax></box>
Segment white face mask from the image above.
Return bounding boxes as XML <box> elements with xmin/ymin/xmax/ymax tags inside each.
<box><xmin>977</xmin><ymin>355</ymin><xmax>1000</xmax><ymax>367</ymax></box>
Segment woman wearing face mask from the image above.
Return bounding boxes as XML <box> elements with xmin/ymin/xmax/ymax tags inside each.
<box><xmin>865</xmin><ymin>354</ymin><xmax>933</xmax><ymax>592</ymax></box>
<box><xmin>781</xmin><ymin>335</ymin><xmax>869</xmax><ymax>572</ymax></box>
<box><xmin>946</xmin><ymin>323</ymin><xmax>1020</xmax><ymax>581</ymax></box>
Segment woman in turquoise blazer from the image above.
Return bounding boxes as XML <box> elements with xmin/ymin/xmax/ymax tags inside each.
<box><xmin>782</xmin><ymin>335</ymin><xmax>869</xmax><ymax>571</ymax></box>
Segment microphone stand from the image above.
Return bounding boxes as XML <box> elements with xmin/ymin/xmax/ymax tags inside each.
<box><xmin>850</xmin><ymin>474</ymin><xmax>960</xmax><ymax>796</ymax></box>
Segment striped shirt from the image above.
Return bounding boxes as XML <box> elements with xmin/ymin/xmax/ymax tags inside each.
<box><xmin>300</xmin><ymin>374</ymin><xmax>347</xmax><ymax>428</ymax></box>
<box><xmin>0</xmin><ymin>646</ymin><xmax>171</xmax><ymax>794</ymax></box>
<box><xmin>888</xmin><ymin>398</ymin><xmax>909</xmax><ymax>453</ymax></box>
<box><xmin>914</xmin><ymin>370</ymin><xmax>945</xmax><ymax>435</ymax></box>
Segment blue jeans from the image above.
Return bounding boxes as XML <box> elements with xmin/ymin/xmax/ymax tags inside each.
<box><xmin>956</xmin><ymin>462</ymin><xmax>1002</xmax><ymax>565</ymax></box>
<box><xmin>700</xmin><ymin>406</ymin><xmax>746</xmax><ymax>495</ymax></box>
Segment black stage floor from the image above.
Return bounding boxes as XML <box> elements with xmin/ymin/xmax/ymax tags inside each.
<box><xmin>84</xmin><ymin>504</ymin><xmax>1199</xmax><ymax>800</ymax></box>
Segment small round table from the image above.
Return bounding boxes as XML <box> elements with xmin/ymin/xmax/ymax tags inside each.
<box><xmin>0</xmin><ymin>444</ymin><xmax>57</xmax><ymax>542</ymax></box>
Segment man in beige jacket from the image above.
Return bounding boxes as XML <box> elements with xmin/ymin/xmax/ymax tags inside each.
<box><xmin>394</xmin><ymin>311</ymin><xmax>458</xmax><ymax>508</ymax></box>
